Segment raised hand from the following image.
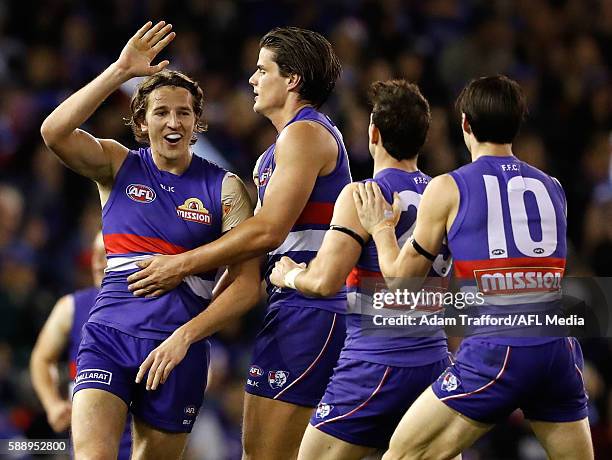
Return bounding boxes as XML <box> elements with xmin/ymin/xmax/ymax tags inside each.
<box><xmin>115</xmin><ymin>21</ymin><xmax>176</xmax><ymax>78</ymax></box>
<box><xmin>352</xmin><ymin>181</ymin><xmax>401</xmax><ymax>235</ymax></box>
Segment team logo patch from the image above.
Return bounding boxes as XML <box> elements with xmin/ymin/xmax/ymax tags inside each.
<box><xmin>126</xmin><ymin>184</ymin><xmax>156</xmax><ymax>203</ymax></box>
<box><xmin>74</xmin><ymin>368</ymin><xmax>112</xmax><ymax>387</ymax></box>
<box><xmin>315</xmin><ymin>403</ymin><xmax>333</xmax><ymax>419</ymax></box>
<box><xmin>268</xmin><ymin>370</ymin><xmax>289</xmax><ymax>389</ymax></box>
<box><xmin>176</xmin><ymin>198</ymin><xmax>212</xmax><ymax>225</ymax></box>
<box><xmin>440</xmin><ymin>372</ymin><xmax>459</xmax><ymax>392</ymax></box>
<box><xmin>249</xmin><ymin>365</ymin><xmax>263</xmax><ymax>378</ymax></box>
<box><xmin>257</xmin><ymin>167</ymin><xmax>272</xmax><ymax>187</ymax></box>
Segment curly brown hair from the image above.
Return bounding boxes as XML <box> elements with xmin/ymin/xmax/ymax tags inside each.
<box><xmin>368</xmin><ymin>79</ymin><xmax>431</xmax><ymax>160</ymax></box>
<box><xmin>126</xmin><ymin>70</ymin><xmax>207</xmax><ymax>144</ymax></box>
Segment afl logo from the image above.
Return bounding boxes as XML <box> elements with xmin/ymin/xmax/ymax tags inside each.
<box><xmin>126</xmin><ymin>184</ymin><xmax>156</xmax><ymax>203</ymax></box>
<box><xmin>492</xmin><ymin>249</ymin><xmax>505</xmax><ymax>256</ymax></box>
<box><xmin>249</xmin><ymin>366</ymin><xmax>263</xmax><ymax>378</ymax></box>
<box><xmin>533</xmin><ymin>248</ymin><xmax>545</xmax><ymax>254</ymax></box>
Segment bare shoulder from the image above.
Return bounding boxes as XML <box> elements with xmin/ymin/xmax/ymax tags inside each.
<box><xmin>424</xmin><ymin>174</ymin><xmax>459</xmax><ymax>203</ymax></box>
<box><xmin>49</xmin><ymin>294</ymin><xmax>76</xmax><ymax>334</ymax></box>
<box><xmin>275</xmin><ymin>120</ymin><xmax>337</xmax><ymax>162</ymax></box>
<box><xmin>420</xmin><ymin>174</ymin><xmax>460</xmax><ymax>229</ymax></box>
<box><xmin>98</xmin><ymin>138</ymin><xmax>130</xmax><ymax>179</ymax></box>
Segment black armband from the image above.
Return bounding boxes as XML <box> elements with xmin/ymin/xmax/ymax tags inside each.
<box><xmin>408</xmin><ymin>235</ymin><xmax>436</xmax><ymax>261</ymax></box>
<box><xmin>330</xmin><ymin>225</ymin><xmax>366</xmax><ymax>247</ymax></box>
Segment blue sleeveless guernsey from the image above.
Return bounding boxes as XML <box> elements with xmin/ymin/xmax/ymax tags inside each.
<box><xmin>89</xmin><ymin>147</ymin><xmax>227</xmax><ymax>340</ymax></box>
<box><xmin>256</xmin><ymin>107</ymin><xmax>352</xmax><ymax>314</ymax></box>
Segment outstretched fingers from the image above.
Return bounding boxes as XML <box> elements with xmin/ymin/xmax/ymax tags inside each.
<box><xmin>134</xmin><ymin>21</ymin><xmax>153</xmax><ymax>40</ymax></box>
<box><xmin>151</xmin><ymin>31</ymin><xmax>176</xmax><ymax>55</ymax></box>
<box><xmin>150</xmin><ymin>23</ymin><xmax>173</xmax><ymax>45</ymax></box>
<box><xmin>141</xmin><ymin>21</ymin><xmax>166</xmax><ymax>43</ymax></box>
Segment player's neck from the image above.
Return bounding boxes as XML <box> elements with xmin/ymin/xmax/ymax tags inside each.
<box><xmin>151</xmin><ymin>149</ymin><xmax>193</xmax><ymax>175</ymax></box>
<box><xmin>469</xmin><ymin>142</ymin><xmax>513</xmax><ymax>162</ymax></box>
<box><xmin>373</xmin><ymin>150</ymin><xmax>418</xmax><ymax>175</ymax></box>
<box><xmin>268</xmin><ymin>101</ymin><xmax>313</xmax><ymax>132</ymax></box>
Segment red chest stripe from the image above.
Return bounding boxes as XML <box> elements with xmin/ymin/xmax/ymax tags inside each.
<box><xmin>295</xmin><ymin>202</ymin><xmax>335</xmax><ymax>226</ymax></box>
<box><xmin>104</xmin><ymin>233</ymin><xmax>187</xmax><ymax>255</ymax></box>
<box><xmin>346</xmin><ymin>266</ymin><xmax>382</xmax><ymax>288</ymax></box>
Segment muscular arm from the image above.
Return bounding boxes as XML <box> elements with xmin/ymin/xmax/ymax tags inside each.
<box><xmin>40</xmin><ymin>64</ymin><xmax>130</xmax><ymax>183</ymax></box>
<box><xmin>29</xmin><ymin>295</ymin><xmax>74</xmax><ymax>431</ymax></box>
<box><xmin>355</xmin><ymin>176</ymin><xmax>458</xmax><ymax>279</ymax></box>
<box><xmin>128</xmin><ymin>120</ymin><xmax>339</xmax><ymax>294</ymax></box>
<box><xmin>40</xmin><ymin>21</ymin><xmax>174</xmax><ymax>184</ymax></box>
<box><xmin>271</xmin><ymin>184</ymin><xmax>367</xmax><ymax>297</ymax></box>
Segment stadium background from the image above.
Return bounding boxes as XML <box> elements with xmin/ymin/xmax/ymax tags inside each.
<box><xmin>0</xmin><ymin>0</ymin><xmax>610</xmax><ymax>458</ymax></box>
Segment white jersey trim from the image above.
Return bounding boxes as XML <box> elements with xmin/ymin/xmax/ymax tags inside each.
<box><xmin>105</xmin><ymin>254</ymin><xmax>214</xmax><ymax>300</ymax></box>
<box><xmin>269</xmin><ymin>229</ymin><xmax>327</xmax><ymax>256</ymax></box>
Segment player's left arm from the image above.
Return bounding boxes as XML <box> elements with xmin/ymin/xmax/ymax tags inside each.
<box><xmin>135</xmin><ymin>174</ymin><xmax>261</xmax><ymax>389</ymax></box>
<box><xmin>354</xmin><ymin>175</ymin><xmax>458</xmax><ymax>279</ymax></box>
<box><xmin>135</xmin><ymin>256</ymin><xmax>261</xmax><ymax>390</ymax></box>
<box><xmin>270</xmin><ymin>183</ymin><xmax>367</xmax><ymax>297</ymax></box>
<box><xmin>29</xmin><ymin>295</ymin><xmax>74</xmax><ymax>433</ymax></box>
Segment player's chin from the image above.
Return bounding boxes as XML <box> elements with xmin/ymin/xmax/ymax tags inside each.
<box><xmin>252</xmin><ymin>100</ymin><xmax>265</xmax><ymax>113</ymax></box>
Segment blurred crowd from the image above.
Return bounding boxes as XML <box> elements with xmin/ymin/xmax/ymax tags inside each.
<box><xmin>0</xmin><ymin>0</ymin><xmax>611</xmax><ymax>458</ymax></box>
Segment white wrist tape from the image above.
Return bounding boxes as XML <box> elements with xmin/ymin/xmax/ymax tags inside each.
<box><xmin>284</xmin><ymin>267</ymin><xmax>305</xmax><ymax>290</ymax></box>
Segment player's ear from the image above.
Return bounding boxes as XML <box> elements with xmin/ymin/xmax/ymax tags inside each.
<box><xmin>369</xmin><ymin>119</ymin><xmax>380</xmax><ymax>145</ymax></box>
<box><xmin>287</xmin><ymin>73</ymin><xmax>301</xmax><ymax>91</ymax></box>
<box><xmin>461</xmin><ymin>113</ymin><xmax>472</xmax><ymax>135</ymax></box>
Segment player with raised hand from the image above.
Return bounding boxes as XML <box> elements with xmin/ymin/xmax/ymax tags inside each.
<box><xmin>125</xmin><ymin>27</ymin><xmax>350</xmax><ymax>459</ymax></box>
<box><xmin>354</xmin><ymin>76</ymin><xmax>593</xmax><ymax>460</ymax></box>
<box><xmin>41</xmin><ymin>21</ymin><xmax>260</xmax><ymax>460</ymax></box>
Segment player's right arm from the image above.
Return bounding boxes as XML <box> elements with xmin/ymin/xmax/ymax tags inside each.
<box><xmin>127</xmin><ymin>120</ymin><xmax>339</xmax><ymax>295</ymax></box>
<box><xmin>40</xmin><ymin>21</ymin><xmax>175</xmax><ymax>184</ymax></box>
<box><xmin>29</xmin><ymin>295</ymin><xmax>74</xmax><ymax>433</ymax></box>
<box><xmin>270</xmin><ymin>183</ymin><xmax>367</xmax><ymax>297</ymax></box>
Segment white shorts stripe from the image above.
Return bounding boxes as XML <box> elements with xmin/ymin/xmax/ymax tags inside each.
<box><xmin>273</xmin><ymin>313</ymin><xmax>337</xmax><ymax>400</ymax></box>
<box><xmin>439</xmin><ymin>346</ymin><xmax>511</xmax><ymax>402</ymax></box>
<box><xmin>314</xmin><ymin>366</ymin><xmax>391</xmax><ymax>428</ymax></box>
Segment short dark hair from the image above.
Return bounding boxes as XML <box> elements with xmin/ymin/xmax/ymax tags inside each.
<box><xmin>456</xmin><ymin>75</ymin><xmax>527</xmax><ymax>144</ymax></box>
<box><xmin>126</xmin><ymin>70</ymin><xmax>207</xmax><ymax>145</ymax></box>
<box><xmin>368</xmin><ymin>80</ymin><xmax>431</xmax><ymax>160</ymax></box>
<box><xmin>260</xmin><ymin>27</ymin><xmax>341</xmax><ymax>108</ymax></box>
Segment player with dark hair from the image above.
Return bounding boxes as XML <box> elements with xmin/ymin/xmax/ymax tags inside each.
<box><xmin>41</xmin><ymin>22</ymin><xmax>260</xmax><ymax>460</ymax></box>
<box><xmin>354</xmin><ymin>75</ymin><xmax>593</xmax><ymax>460</ymax></box>
<box><xmin>30</xmin><ymin>232</ymin><xmax>132</xmax><ymax>459</ymax></box>
<box><xmin>270</xmin><ymin>79</ymin><xmax>453</xmax><ymax>459</ymax></box>
<box><xmin>125</xmin><ymin>26</ymin><xmax>350</xmax><ymax>459</ymax></box>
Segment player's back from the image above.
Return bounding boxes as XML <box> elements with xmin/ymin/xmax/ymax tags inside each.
<box><xmin>448</xmin><ymin>154</ymin><xmax>567</xmax><ymax>344</ymax></box>
<box><xmin>343</xmin><ymin>168</ymin><xmax>452</xmax><ymax>367</ymax></box>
